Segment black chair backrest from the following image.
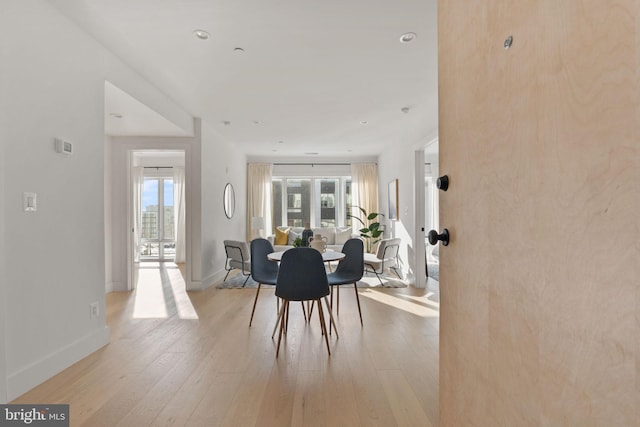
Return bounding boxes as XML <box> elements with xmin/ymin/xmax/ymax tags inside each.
<box><xmin>335</xmin><ymin>238</ymin><xmax>364</xmax><ymax>277</ymax></box>
<box><xmin>250</xmin><ymin>238</ymin><xmax>278</xmax><ymax>284</ymax></box>
<box><xmin>276</xmin><ymin>248</ymin><xmax>329</xmax><ymax>301</ymax></box>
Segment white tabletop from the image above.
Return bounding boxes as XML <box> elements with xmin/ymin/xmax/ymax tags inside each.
<box><xmin>267</xmin><ymin>249</ymin><xmax>345</xmax><ymax>263</ymax></box>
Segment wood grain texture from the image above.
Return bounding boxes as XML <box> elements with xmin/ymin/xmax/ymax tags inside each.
<box><xmin>439</xmin><ymin>1</ymin><xmax>640</xmax><ymax>425</ymax></box>
<box><xmin>11</xmin><ymin>266</ymin><xmax>440</xmax><ymax>427</ymax></box>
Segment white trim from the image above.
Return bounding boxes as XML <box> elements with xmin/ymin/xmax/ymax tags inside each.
<box><xmin>414</xmin><ymin>150</ymin><xmax>427</xmax><ymax>289</ymax></box>
<box><xmin>7</xmin><ymin>327</ymin><xmax>110</xmax><ymax>401</ymax></box>
<box><xmin>186</xmin><ymin>279</ymin><xmax>204</xmax><ymax>292</ymax></box>
<box><xmin>201</xmin><ymin>268</ymin><xmax>247</xmax><ymax>291</ymax></box>
<box><xmin>200</xmin><ymin>272</ymin><xmax>223</xmax><ymax>291</ymax></box>
<box><xmin>106</xmin><ymin>281</ymin><xmax>126</xmax><ymax>293</ymax></box>
<box><xmin>108</xmin><ymin>129</ymin><xmax>201</xmax><ymax>291</ymax></box>
<box><xmin>272</xmin><ymin>163</ymin><xmax>351</xmax><ymax>177</ymax></box>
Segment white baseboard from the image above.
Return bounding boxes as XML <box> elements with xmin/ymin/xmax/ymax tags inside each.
<box><xmin>199</xmin><ymin>269</ymin><xmax>227</xmax><ymax>291</ymax></box>
<box><xmin>6</xmin><ymin>326</ymin><xmax>110</xmax><ymax>401</ymax></box>
<box><xmin>105</xmin><ymin>281</ymin><xmax>125</xmax><ymax>293</ymax></box>
<box><xmin>200</xmin><ymin>274</ymin><xmax>215</xmax><ymax>291</ymax></box>
<box><xmin>186</xmin><ymin>279</ymin><xmax>203</xmax><ymax>291</ymax></box>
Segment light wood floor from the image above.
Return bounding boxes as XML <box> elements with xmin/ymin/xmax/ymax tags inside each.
<box><xmin>13</xmin><ymin>263</ymin><xmax>440</xmax><ymax>427</ymax></box>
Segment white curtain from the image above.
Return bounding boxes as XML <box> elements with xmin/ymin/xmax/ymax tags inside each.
<box><xmin>132</xmin><ymin>166</ymin><xmax>144</xmax><ymax>262</ymax></box>
<box><xmin>351</xmin><ymin>162</ymin><xmax>379</xmax><ymax>223</ymax></box>
<box><xmin>173</xmin><ymin>166</ymin><xmax>186</xmax><ymax>263</ymax></box>
<box><xmin>246</xmin><ymin>163</ymin><xmax>272</xmax><ymax>242</ymax></box>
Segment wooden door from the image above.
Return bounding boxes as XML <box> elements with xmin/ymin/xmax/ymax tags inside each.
<box><xmin>438</xmin><ymin>1</ymin><xmax>639</xmax><ymax>425</ymax></box>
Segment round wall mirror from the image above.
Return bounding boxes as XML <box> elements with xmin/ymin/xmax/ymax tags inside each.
<box><xmin>223</xmin><ymin>183</ymin><xmax>235</xmax><ymax>219</ymax></box>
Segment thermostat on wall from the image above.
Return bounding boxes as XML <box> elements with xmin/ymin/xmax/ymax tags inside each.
<box><xmin>54</xmin><ymin>138</ymin><xmax>73</xmax><ymax>155</ymax></box>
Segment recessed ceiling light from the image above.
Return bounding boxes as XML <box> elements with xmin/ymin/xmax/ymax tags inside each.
<box><xmin>304</xmin><ymin>152</ymin><xmax>319</xmax><ymax>155</ymax></box>
<box><xmin>278</xmin><ymin>141</ymin><xmax>284</xmax><ymax>144</ymax></box>
<box><xmin>399</xmin><ymin>32</ymin><xmax>417</xmax><ymax>43</ymax></box>
<box><xmin>401</xmin><ymin>106</ymin><xmax>411</xmax><ymax>114</ymax></box>
<box><xmin>234</xmin><ymin>47</ymin><xmax>245</xmax><ymax>53</ymax></box>
<box><xmin>194</xmin><ymin>29</ymin><xmax>210</xmax><ymax>40</ymax></box>
<box><xmin>109</xmin><ymin>113</ymin><xmax>123</xmax><ymax>119</ymax></box>
<box><xmin>222</xmin><ymin>120</ymin><xmax>231</xmax><ymax>126</ymax></box>
<box><xmin>360</xmin><ymin>121</ymin><xmax>368</xmax><ymax>125</ymax></box>
<box><xmin>253</xmin><ymin>120</ymin><xmax>260</xmax><ymax>124</ymax></box>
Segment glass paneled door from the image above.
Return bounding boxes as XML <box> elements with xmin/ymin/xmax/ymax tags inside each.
<box><xmin>141</xmin><ymin>177</ymin><xmax>176</xmax><ymax>261</ymax></box>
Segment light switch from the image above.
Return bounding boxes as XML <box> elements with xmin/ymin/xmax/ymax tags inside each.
<box><xmin>23</xmin><ymin>192</ymin><xmax>37</xmax><ymax>212</ymax></box>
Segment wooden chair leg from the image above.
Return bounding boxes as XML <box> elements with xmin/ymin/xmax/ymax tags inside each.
<box><xmin>328</xmin><ymin>285</ymin><xmax>341</xmax><ymax>335</ymax></box>
<box><xmin>284</xmin><ymin>300</ymin><xmax>290</xmax><ymax>334</ymax></box>
<box><xmin>308</xmin><ymin>300</ymin><xmax>314</xmax><ymax>318</ymax></box>
<box><xmin>353</xmin><ymin>283</ymin><xmax>363</xmax><ymax>326</ymax></box>
<box><xmin>272</xmin><ymin>301</ymin><xmax>286</xmax><ymax>339</ymax></box>
<box><xmin>249</xmin><ymin>283</ymin><xmax>262</xmax><ymax>326</ymax></box>
<box><xmin>324</xmin><ymin>296</ymin><xmax>339</xmax><ymax>339</ymax></box>
<box><xmin>330</xmin><ymin>286</ymin><xmax>334</xmax><ymax>309</ymax></box>
<box><xmin>276</xmin><ymin>300</ymin><xmax>289</xmax><ymax>357</ymax></box>
<box><xmin>316</xmin><ymin>299</ymin><xmax>331</xmax><ymax>355</ymax></box>
<box><xmin>329</xmin><ymin>287</ymin><xmax>334</xmax><ymax>335</ymax></box>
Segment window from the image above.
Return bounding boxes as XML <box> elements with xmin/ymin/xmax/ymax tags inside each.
<box><xmin>286</xmin><ymin>179</ymin><xmax>310</xmax><ymax>227</ymax></box>
<box><xmin>272</xmin><ymin>176</ymin><xmax>351</xmax><ymax>231</ymax></box>
<box><xmin>317</xmin><ymin>179</ymin><xmax>337</xmax><ymax>227</ymax></box>
<box><xmin>141</xmin><ymin>177</ymin><xmax>175</xmax><ymax>260</ymax></box>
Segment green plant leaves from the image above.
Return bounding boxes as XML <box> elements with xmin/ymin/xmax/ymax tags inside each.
<box><xmin>349</xmin><ymin>206</ymin><xmax>385</xmax><ymax>251</ymax></box>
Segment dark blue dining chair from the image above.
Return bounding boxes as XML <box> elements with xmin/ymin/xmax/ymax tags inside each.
<box><xmin>249</xmin><ymin>238</ymin><xmax>279</xmax><ymax>327</ymax></box>
<box><xmin>327</xmin><ymin>238</ymin><xmax>365</xmax><ymax>329</ymax></box>
<box><xmin>275</xmin><ymin>248</ymin><xmax>331</xmax><ymax>357</ymax></box>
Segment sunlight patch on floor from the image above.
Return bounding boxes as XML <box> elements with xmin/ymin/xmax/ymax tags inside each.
<box><xmin>358</xmin><ymin>275</ymin><xmax>407</xmax><ymax>287</ymax></box>
<box><xmin>167</xmin><ymin>265</ymin><xmax>198</xmax><ymax>319</ymax></box>
<box><xmin>359</xmin><ymin>289</ymin><xmax>439</xmax><ymax>318</ymax></box>
<box><xmin>133</xmin><ymin>267</ymin><xmax>168</xmax><ymax>318</ymax></box>
<box><xmin>396</xmin><ymin>293</ymin><xmax>440</xmax><ymax>310</ymax></box>
<box><xmin>132</xmin><ymin>262</ymin><xmax>198</xmax><ymax>319</ymax></box>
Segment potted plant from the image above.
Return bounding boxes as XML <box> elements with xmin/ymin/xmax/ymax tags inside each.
<box><xmin>348</xmin><ymin>207</ymin><xmax>384</xmax><ymax>252</ymax></box>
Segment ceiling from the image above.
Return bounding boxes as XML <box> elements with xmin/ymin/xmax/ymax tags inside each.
<box><xmin>48</xmin><ymin>0</ymin><xmax>438</xmax><ymax>158</ymax></box>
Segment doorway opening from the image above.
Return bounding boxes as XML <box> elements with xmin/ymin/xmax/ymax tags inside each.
<box><xmin>130</xmin><ymin>150</ymin><xmax>187</xmax><ymax>305</ymax></box>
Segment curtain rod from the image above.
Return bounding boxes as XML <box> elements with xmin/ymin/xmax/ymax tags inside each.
<box><xmin>143</xmin><ymin>166</ymin><xmax>173</xmax><ymax>169</ymax></box>
<box><xmin>272</xmin><ymin>163</ymin><xmax>369</xmax><ymax>166</ymax></box>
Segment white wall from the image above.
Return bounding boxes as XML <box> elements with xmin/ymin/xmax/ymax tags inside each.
<box><xmin>0</xmin><ymin>14</ymin><xmax>8</xmax><ymax>400</ymax></box>
<box><xmin>377</xmin><ymin>126</ymin><xmax>438</xmax><ymax>286</ymax></box>
<box><xmin>0</xmin><ymin>0</ymin><xmax>203</xmax><ymax>400</ymax></box>
<box><xmin>104</xmin><ymin>136</ymin><xmax>115</xmax><ymax>293</ymax></box>
<box><xmin>378</xmin><ymin>147</ymin><xmax>419</xmax><ymax>283</ymax></box>
<box><xmin>200</xmin><ymin>125</ymin><xmax>247</xmax><ymax>288</ymax></box>
<box><xmin>1</xmin><ymin>0</ymin><xmax>113</xmax><ymax>400</ymax></box>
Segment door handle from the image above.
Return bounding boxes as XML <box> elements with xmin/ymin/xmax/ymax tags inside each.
<box><xmin>436</xmin><ymin>175</ymin><xmax>449</xmax><ymax>191</ymax></box>
<box><xmin>427</xmin><ymin>229</ymin><xmax>450</xmax><ymax>246</ymax></box>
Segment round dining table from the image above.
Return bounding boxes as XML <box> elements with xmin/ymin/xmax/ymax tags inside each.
<box><xmin>267</xmin><ymin>249</ymin><xmax>345</xmax><ymax>263</ymax></box>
